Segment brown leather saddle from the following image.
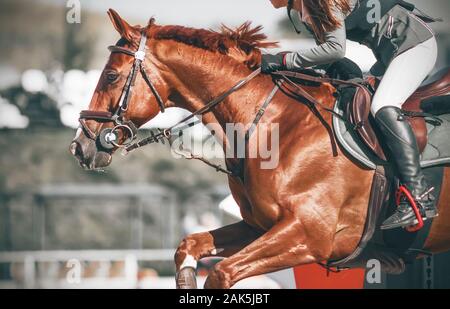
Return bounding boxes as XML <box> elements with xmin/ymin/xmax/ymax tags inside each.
<box><xmin>350</xmin><ymin>68</ymin><xmax>450</xmax><ymax>161</ymax></box>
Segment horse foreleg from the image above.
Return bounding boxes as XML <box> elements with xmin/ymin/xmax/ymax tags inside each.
<box><xmin>175</xmin><ymin>220</ymin><xmax>263</xmax><ymax>289</ymax></box>
<box><xmin>204</xmin><ymin>216</ymin><xmax>334</xmax><ymax>289</ymax></box>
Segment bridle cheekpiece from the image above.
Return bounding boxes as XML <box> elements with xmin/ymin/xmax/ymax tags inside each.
<box><xmin>78</xmin><ymin>30</ymin><xmax>165</xmax><ymax>150</ymax></box>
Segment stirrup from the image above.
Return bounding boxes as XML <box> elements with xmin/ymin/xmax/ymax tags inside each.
<box><xmin>395</xmin><ymin>186</ymin><xmax>426</xmax><ymax>232</ymax></box>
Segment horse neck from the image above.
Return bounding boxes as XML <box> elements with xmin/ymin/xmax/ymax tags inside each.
<box><xmin>158</xmin><ymin>43</ymin><xmax>271</xmax><ymax>129</ymax></box>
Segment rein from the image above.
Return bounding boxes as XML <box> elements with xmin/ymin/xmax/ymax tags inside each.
<box><xmin>123</xmin><ymin>68</ymin><xmax>278</xmax><ymax>177</ymax></box>
<box><xmin>120</xmin><ymin>66</ymin><xmax>371</xmax><ymax>177</ymax></box>
<box><xmin>272</xmin><ymin>70</ymin><xmax>371</xmax><ymax>122</ymax></box>
<box><xmin>124</xmin><ymin>67</ymin><xmax>363</xmax><ymax>176</ymax></box>
<box><xmin>124</xmin><ymin>68</ymin><xmax>262</xmax><ymax>154</ymax></box>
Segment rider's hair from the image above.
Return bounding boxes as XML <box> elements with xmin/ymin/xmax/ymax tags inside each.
<box><xmin>302</xmin><ymin>0</ymin><xmax>351</xmax><ymax>43</ymax></box>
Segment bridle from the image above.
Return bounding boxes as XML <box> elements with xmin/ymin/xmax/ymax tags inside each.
<box><xmin>78</xmin><ymin>30</ymin><xmax>166</xmax><ymax>150</ymax></box>
<box><xmin>78</xmin><ymin>28</ymin><xmax>266</xmax><ymax>155</ymax></box>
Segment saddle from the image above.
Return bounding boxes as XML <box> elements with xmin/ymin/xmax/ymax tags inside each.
<box><xmin>349</xmin><ymin>67</ymin><xmax>450</xmax><ymax>161</ymax></box>
<box><xmin>273</xmin><ymin>66</ymin><xmax>450</xmax><ymax>169</ymax></box>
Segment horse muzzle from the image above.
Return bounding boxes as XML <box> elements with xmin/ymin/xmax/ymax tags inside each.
<box><xmin>70</xmin><ymin>133</ymin><xmax>113</xmax><ymax>171</ymax></box>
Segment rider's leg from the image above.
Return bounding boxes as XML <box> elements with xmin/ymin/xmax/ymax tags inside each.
<box><xmin>376</xmin><ymin>106</ymin><xmax>437</xmax><ymax>230</ymax></box>
<box><xmin>370</xmin><ymin>37</ymin><xmax>438</xmax><ymax>230</ymax></box>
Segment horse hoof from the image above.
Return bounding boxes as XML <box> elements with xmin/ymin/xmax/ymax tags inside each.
<box><xmin>176</xmin><ymin>267</ymin><xmax>197</xmax><ymax>289</ymax></box>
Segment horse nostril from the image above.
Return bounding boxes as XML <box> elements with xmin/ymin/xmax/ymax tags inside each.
<box><xmin>69</xmin><ymin>142</ymin><xmax>80</xmax><ymax>156</ymax></box>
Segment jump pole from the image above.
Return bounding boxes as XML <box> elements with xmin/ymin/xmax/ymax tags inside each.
<box><xmin>293</xmin><ymin>265</ymin><xmax>365</xmax><ymax>289</ymax></box>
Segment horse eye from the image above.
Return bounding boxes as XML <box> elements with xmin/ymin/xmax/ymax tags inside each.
<box><xmin>106</xmin><ymin>72</ymin><xmax>119</xmax><ymax>82</ymax></box>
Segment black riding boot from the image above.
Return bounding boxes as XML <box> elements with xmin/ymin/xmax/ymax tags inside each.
<box><xmin>375</xmin><ymin>106</ymin><xmax>438</xmax><ymax>230</ymax></box>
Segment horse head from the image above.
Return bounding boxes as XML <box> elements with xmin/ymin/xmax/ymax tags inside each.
<box><xmin>69</xmin><ymin>9</ymin><xmax>170</xmax><ymax>170</ymax></box>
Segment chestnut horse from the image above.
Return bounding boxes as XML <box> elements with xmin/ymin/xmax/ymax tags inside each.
<box><xmin>70</xmin><ymin>10</ymin><xmax>450</xmax><ymax>288</ymax></box>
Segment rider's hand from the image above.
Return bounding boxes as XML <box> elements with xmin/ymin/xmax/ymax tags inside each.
<box><xmin>261</xmin><ymin>53</ymin><xmax>286</xmax><ymax>73</ymax></box>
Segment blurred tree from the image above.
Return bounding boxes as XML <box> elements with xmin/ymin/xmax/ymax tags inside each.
<box><xmin>1</xmin><ymin>86</ymin><xmax>63</xmax><ymax>128</ymax></box>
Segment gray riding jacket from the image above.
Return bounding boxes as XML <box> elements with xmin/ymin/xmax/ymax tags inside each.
<box><xmin>285</xmin><ymin>0</ymin><xmax>435</xmax><ymax>75</ymax></box>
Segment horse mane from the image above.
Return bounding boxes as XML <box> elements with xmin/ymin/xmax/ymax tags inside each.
<box><xmin>149</xmin><ymin>21</ymin><xmax>278</xmax><ymax>69</ymax></box>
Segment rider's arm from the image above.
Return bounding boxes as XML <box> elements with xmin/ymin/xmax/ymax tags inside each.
<box><xmin>285</xmin><ymin>9</ymin><xmax>347</xmax><ymax>69</ymax></box>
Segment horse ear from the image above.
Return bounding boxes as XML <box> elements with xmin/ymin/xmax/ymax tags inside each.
<box><xmin>107</xmin><ymin>9</ymin><xmax>135</xmax><ymax>42</ymax></box>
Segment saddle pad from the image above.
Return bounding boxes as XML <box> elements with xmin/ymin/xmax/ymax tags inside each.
<box><xmin>333</xmin><ymin>97</ymin><xmax>450</xmax><ymax>170</ymax></box>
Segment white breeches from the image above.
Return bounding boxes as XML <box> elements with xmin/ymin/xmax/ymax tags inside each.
<box><xmin>370</xmin><ymin>37</ymin><xmax>438</xmax><ymax>115</ymax></box>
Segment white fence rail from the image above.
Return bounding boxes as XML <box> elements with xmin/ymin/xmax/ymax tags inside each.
<box><xmin>0</xmin><ymin>249</ymin><xmax>285</xmax><ymax>289</ymax></box>
<box><xmin>0</xmin><ymin>249</ymin><xmax>174</xmax><ymax>289</ymax></box>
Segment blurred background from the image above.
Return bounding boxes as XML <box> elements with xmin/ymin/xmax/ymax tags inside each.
<box><xmin>0</xmin><ymin>0</ymin><xmax>449</xmax><ymax>289</ymax></box>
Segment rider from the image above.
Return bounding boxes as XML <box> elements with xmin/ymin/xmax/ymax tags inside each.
<box><xmin>262</xmin><ymin>0</ymin><xmax>440</xmax><ymax>230</ymax></box>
